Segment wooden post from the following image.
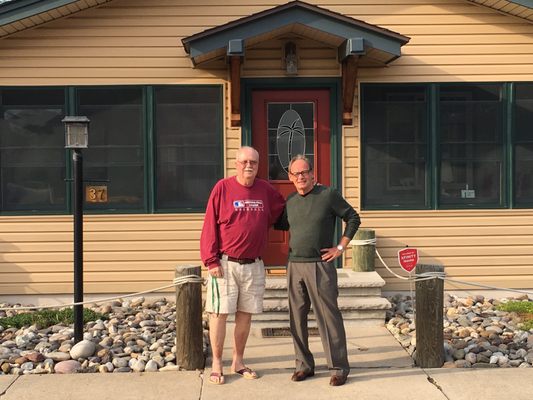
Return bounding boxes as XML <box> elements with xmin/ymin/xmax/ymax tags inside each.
<box><xmin>415</xmin><ymin>263</ymin><xmax>444</xmax><ymax>368</ymax></box>
<box><xmin>352</xmin><ymin>229</ymin><xmax>375</xmax><ymax>272</ymax></box>
<box><xmin>175</xmin><ymin>265</ymin><xmax>204</xmax><ymax>370</ymax></box>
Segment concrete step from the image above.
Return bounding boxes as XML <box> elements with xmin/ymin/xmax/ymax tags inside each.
<box><xmin>232</xmin><ymin>270</ymin><xmax>390</xmax><ymax>328</ymax></box>
<box><xmin>265</xmin><ymin>270</ymin><xmax>386</xmax><ymax>298</ymax></box>
<box><xmin>248</xmin><ymin>318</ymin><xmax>387</xmax><ymax>328</ymax></box>
<box><xmin>262</xmin><ymin>296</ymin><xmax>391</xmax><ymax>312</ymax></box>
<box><xmin>229</xmin><ymin>308</ymin><xmax>388</xmax><ymax>327</ymax></box>
<box><xmin>266</xmin><ymin>270</ymin><xmax>385</xmax><ymax>288</ymax></box>
<box><xmin>265</xmin><ymin>286</ymin><xmax>382</xmax><ymax>298</ymax></box>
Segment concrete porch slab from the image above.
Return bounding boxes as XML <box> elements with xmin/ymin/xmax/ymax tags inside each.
<box><xmin>209</xmin><ymin>325</ymin><xmax>413</xmax><ymax>373</ymax></box>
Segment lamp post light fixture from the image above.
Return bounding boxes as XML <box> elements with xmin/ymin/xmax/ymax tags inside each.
<box><xmin>62</xmin><ymin>116</ymin><xmax>89</xmax><ymax>344</ymax></box>
<box><xmin>63</xmin><ymin>116</ymin><xmax>89</xmax><ymax>149</ymax></box>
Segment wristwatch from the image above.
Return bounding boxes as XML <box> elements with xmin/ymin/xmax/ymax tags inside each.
<box><xmin>336</xmin><ymin>244</ymin><xmax>345</xmax><ymax>252</ymax></box>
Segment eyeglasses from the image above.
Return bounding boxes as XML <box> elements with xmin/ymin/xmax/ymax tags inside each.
<box><xmin>290</xmin><ymin>169</ymin><xmax>311</xmax><ymax>178</ymax></box>
<box><xmin>237</xmin><ymin>160</ymin><xmax>258</xmax><ymax>166</ymax></box>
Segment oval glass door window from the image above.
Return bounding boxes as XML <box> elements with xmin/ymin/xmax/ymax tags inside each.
<box><xmin>267</xmin><ymin>103</ymin><xmax>314</xmax><ymax>180</ymax></box>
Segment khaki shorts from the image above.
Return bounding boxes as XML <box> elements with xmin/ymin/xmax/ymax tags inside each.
<box><xmin>205</xmin><ymin>256</ymin><xmax>266</xmax><ymax>314</ymax></box>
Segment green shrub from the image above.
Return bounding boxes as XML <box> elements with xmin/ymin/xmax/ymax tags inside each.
<box><xmin>496</xmin><ymin>300</ymin><xmax>533</xmax><ymax>314</ymax></box>
<box><xmin>0</xmin><ymin>308</ymin><xmax>107</xmax><ymax>329</ymax></box>
<box><xmin>497</xmin><ymin>301</ymin><xmax>533</xmax><ymax>331</ymax></box>
<box><xmin>520</xmin><ymin>319</ymin><xmax>533</xmax><ymax>331</ymax></box>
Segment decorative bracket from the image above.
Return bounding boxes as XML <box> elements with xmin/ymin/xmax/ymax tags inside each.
<box><xmin>227</xmin><ymin>39</ymin><xmax>244</xmax><ymax>127</ymax></box>
<box><xmin>339</xmin><ymin>38</ymin><xmax>364</xmax><ymax>125</ymax></box>
<box><xmin>229</xmin><ymin>56</ymin><xmax>242</xmax><ymax>127</ymax></box>
<box><xmin>341</xmin><ymin>55</ymin><xmax>359</xmax><ymax>126</ymax></box>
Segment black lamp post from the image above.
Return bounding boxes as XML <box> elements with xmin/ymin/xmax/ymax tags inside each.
<box><xmin>62</xmin><ymin>116</ymin><xmax>89</xmax><ymax>344</ymax></box>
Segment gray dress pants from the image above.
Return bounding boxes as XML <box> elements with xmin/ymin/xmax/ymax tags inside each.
<box><xmin>287</xmin><ymin>260</ymin><xmax>349</xmax><ymax>377</ymax></box>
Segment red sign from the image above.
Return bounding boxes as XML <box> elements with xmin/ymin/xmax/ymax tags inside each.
<box><xmin>398</xmin><ymin>248</ymin><xmax>419</xmax><ymax>273</ymax></box>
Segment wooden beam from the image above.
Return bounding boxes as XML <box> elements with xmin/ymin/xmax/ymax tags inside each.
<box><xmin>341</xmin><ymin>55</ymin><xmax>359</xmax><ymax>126</ymax></box>
<box><xmin>230</xmin><ymin>56</ymin><xmax>242</xmax><ymax>127</ymax></box>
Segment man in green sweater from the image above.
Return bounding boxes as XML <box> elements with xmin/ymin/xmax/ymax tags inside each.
<box><xmin>276</xmin><ymin>154</ymin><xmax>360</xmax><ymax>387</ymax></box>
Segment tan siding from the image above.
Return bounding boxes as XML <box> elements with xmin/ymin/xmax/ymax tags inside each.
<box><xmin>242</xmin><ymin>38</ymin><xmax>340</xmax><ymax>77</ymax></box>
<box><xmin>1</xmin><ymin>0</ymin><xmax>533</xmax><ymax>295</ymax></box>
<box><xmin>0</xmin><ymin>214</ymin><xmax>205</xmax><ymax>295</ymax></box>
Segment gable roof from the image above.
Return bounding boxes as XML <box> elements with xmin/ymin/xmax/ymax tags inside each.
<box><xmin>182</xmin><ymin>1</ymin><xmax>410</xmax><ymax>67</ymax></box>
<box><xmin>0</xmin><ymin>0</ymin><xmax>532</xmax><ymax>40</ymax></box>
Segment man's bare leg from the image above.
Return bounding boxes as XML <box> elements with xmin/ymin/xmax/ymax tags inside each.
<box><xmin>231</xmin><ymin>311</ymin><xmax>257</xmax><ymax>377</ymax></box>
<box><xmin>209</xmin><ymin>313</ymin><xmax>228</xmax><ymax>383</ymax></box>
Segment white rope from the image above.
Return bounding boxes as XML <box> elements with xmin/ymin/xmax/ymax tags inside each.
<box><xmin>350</xmin><ymin>238</ymin><xmax>377</xmax><ymax>246</ymax></box>
<box><xmin>0</xmin><ymin>275</ymin><xmax>205</xmax><ymax>312</ymax></box>
<box><xmin>439</xmin><ymin>277</ymin><xmax>533</xmax><ymax>296</ymax></box>
<box><xmin>374</xmin><ymin>247</ymin><xmax>411</xmax><ymax>280</ymax></box>
<box><xmin>352</xmin><ymin>237</ymin><xmax>444</xmax><ymax>282</ymax></box>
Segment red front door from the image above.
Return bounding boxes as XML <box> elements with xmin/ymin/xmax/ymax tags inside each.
<box><xmin>252</xmin><ymin>89</ymin><xmax>331</xmax><ymax>266</ymax></box>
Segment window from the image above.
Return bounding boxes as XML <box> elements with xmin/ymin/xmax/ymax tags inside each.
<box><xmin>0</xmin><ymin>88</ymin><xmax>66</xmax><ymax>212</ymax></box>
<box><xmin>439</xmin><ymin>85</ymin><xmax>503</xmax><ymax>206</ymax></box>
<box><xmin>267</xmin><ymin>102</ymin><xmax>315</xmax><ymax>180</ymax></box>
<box><xmin>154</xmin><ymin>86</ymin><xmax>222</xmax><ymax>210</ymax></box>
<box><xmin>361</xmin><ymin>83</ymin><xmax>523</xmax><ymax>210</ymax></box>
<box><xmin>77</xmin><ymin>87</ymin><xmax>144</xmax><ymax>210</ymax></box>
<box><xmin>362</xmin><ymin>85</ymin><xmax>428</xmax><ymax>208</ymax></box>
<box><xmin>0</xmin><ymin>85</ymin><xmax>223</xmax><ymax>214</ymax></box>
<box><xmin>514</xmin><ymin>83</ymin><xmax>533</xmax><ymax>207</ymax></box>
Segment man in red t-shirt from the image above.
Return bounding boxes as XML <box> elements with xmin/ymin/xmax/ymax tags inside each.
<box><xmin>200</xmin><ymin>146</ymin><xmax>285</xmax><ymax>385</ymax></box>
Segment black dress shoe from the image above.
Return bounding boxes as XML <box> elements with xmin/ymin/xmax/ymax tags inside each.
<box><xmin>329</xmin><ymin>375</ymin><xmax>347</xmax><ymax>386</ymax></box>
<box><xmin>291</xmin><ymin>370</ymin><xmax>315</xmax><ymax>382</ymax></box>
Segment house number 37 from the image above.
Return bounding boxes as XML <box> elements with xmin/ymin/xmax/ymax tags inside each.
<box><xmin>86</xmin><ymin>186</ymin><xmax>108</xmax><ymax>203</ymax></box>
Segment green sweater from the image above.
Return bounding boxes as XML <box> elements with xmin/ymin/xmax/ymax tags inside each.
<box><xmin>276</xmin><ymin>184</ymin><xmax>361</xmax><ymax>262</ymax></box>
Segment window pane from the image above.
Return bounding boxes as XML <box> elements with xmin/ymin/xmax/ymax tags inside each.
<box><xmin>267</xmin><ymin>102</ymin><xmax>314</xmax><ymax>180</ymax></box>
<box><xmin>0</xmin><ymin>88</ymin><xmax>66</xmax><ymax>212</ymax></box>
<box><xmin>514</xmin><ymin>83</ymin><xmax>533</xmax><ymax>206</ymax></box>
<box><xmin>439</xmin><ymin>84</ymin><xmax>503</xmax><ymax>205</ymax></box>
<box><xmin>362</xmin><ymin>85</ymin><xmax>428</xmax><ymax>208</ymax></box>
<box><xmin>155</xmin><ymin>86</ymin><xmax>222</xmax><ymax>210</ymax></box>
<box><xmin>77</xmin><ymin>87</ymin><xmax>144</xmax><ymax>210</ymax></box>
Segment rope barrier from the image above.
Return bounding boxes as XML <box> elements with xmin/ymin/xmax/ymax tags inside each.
<box><xmin>352</xmin><ymin>238</ymin><xmax>439</xmax><ymax>282</ymax></box>
<box><xmin>0</xmin><ymin>274</ymin><xmax>205</xmax><ymax>312</ymax></box>
<box><xmin>351</xmin><ymin>237</ymin><xmax>533</xmax><ymax>295</ymax></box>
<box><xmin>439</xmin><ymin>277</ymin><xmax>533</xmax><ymax>296</ymax></box>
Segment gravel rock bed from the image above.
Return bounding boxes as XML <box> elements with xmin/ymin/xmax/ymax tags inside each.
<box><xmin>386</xmin><ymin>294</ymin><xmax>533</xmax><ymax>368</ymax></box>
<box><xmin>0</xmin><ymin>297</ymin><xmax>209</xmax><ymax>375</ymax></box>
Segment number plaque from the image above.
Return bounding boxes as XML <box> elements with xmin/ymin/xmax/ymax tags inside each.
<box><xmin>86</xmin><ymin>185</ymin><xmax>108</xmax><ymax>203</ymax></box>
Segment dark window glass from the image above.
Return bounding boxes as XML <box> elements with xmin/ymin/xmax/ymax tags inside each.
<box><xmin>439</xmin><ymin>84</ymin><xmax>503</xmax><ymax>206</ymax></box>
<box><xmin>0</xmin><ymin>88</ymin><xmax>66</xmax><ymax>212</ymax></box>
<box><xmin>77</xmin><ymin>87</ymin><xmax>144</xmax><ymax>210</ymax></box>
<box><xmin>514</xmin><ymin>83</ymin><xmax>533</xmax><ymax>206</ymax></box>
<box><xmin>154</xmin><ymin>86</ymin><xmax>222</xmax><ymax>210</ymax></box>
<box><xmin>362</xmin><ymin>86</ymin><xmax>428</xmax><ymax>208</ymax></box>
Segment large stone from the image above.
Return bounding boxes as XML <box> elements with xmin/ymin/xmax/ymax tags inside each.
<box><xmin>26</xmin><ymin>352</ymin><xmax>45</xmax><ymax>363</ymax></box>
<box><xmin>46</xmin><ymin>351</ymin><xmax>71</xmax><ymax>362</ymax></box>
<box><xmin>55</xmin><ymin>360</ymin><xmax>82</xmax><ymax>374</ymax></box>
<box><xmin>70</xmin><ymin>340</ymin><xmax>96</xmax><ymax>359</ymax></box>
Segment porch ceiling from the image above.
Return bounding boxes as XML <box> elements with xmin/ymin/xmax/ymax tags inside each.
<box><xmin>182</xmin><ymin>0</ymin><xmax>410</xmax><ymax>67</ymax></box>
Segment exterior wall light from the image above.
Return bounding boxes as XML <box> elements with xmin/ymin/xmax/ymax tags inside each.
<box><xmin>285</xmin><ymin>41</ymin><xmax>298</xmax><ymax>75</ymax></box>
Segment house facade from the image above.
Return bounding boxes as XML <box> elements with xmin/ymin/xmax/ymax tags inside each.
<box><xmin>0</xmin><ymin>0</ymin><xmax>532</xmax><ymax>296</ymax></box>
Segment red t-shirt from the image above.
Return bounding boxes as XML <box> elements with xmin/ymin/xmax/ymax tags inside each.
<box><xmin>200</xmin><ymin>176</ymin><xmax>285</xmax><ymax>269</ymax></box>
